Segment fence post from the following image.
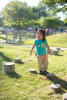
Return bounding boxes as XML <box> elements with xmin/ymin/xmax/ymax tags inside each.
<box><xmin>6</xmin><ymin>31</ymin><xmax>8</xmax><ymax>43</ymax></box>
<box><xmin>18</xmin><ymin>30</ymin><xmax>22</xmax><ymax>45</ymax></box>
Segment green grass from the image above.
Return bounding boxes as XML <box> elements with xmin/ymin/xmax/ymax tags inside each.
<box><xmin>0</xmin><ymin>34</ymin><xmax>6</xmax><ymax>40</ymax></box>
<box><xmin>0</xmin><ymin>33</ymin><xmax>67</xmax><ymax>47</ymax></box>
<box><xmin>0</xmin><ymin>45</ymin><xmax>67</xmax><ymax>100</ymax></box>
<box><xmin>22</xmin><ymin>33</ymin><xmax>67</xmax><ymax>48</ymax></box>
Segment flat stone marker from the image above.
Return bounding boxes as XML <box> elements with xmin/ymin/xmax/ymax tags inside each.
<box><xmin>57</xmin><ymin>48</ymin><xmax>61</xmax><ymax>51</ymax></box>
<box><xmin>29</xmin><ymin>69</ymin><xmax>37</xmax><ymax>74</ymax></box>
<box><xmin>14</xmin><ymin>58</ymin><xmax>21</xmax><ymax>63</ymax></box>
<box><xmin>4</xmin><ymin>62</ymin><xmax>15</xmax><ymax>73</ymax></box>
<box><xmin>47</xmin><ymin>73</ymin><xmax>55</xmax><ymax>77</ymax></box>
<box><xmin>50</xmin><ymin>84</ymin><xmax>61</xmax><ymax>90</ymax></box>
<box><xmin>51</xmin><ymin>50</ymin><xmax>59</xmax><ymax>55</ymax></box>
<box><xmin>62</xmin><ymin>93</ymin><xmax>67</xmax><ymax>100</ymax></box>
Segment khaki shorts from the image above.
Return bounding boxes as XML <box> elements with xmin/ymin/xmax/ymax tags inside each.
<box><xmin>37</xmin><ymin>55</ymin><xmax>48</xmax><ymax>71</ymax></box>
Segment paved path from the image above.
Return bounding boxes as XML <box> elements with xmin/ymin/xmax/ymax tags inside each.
<box><xmin>0</xmin><ymin>43</ymin><xmax>67</xmax><ymax>50</ymax></box>
<box><xmin>22</xmin><ymin>45</ymin><xmax>67</xmax><ymax>50</ymax></box>
<box><xmin>0</xmin><ymin>40</ymin><xmax>6</xmax><ymax>42</ymax></box>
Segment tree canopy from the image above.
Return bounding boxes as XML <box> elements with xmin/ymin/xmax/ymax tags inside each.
<box><xmin>64</xmin><ymin>17</ymin><xmax>67</xmax><ymax>26</ymax></box>
<box><xmin>0</xmin><ymin>0</ymin><xmax>66</xmax><ymax>29</ymax></box>
<box><xmin>42</xmin><ymin>17</ymin><xmax>64</xmax><ymax>28</ymax></box>
<box><xmin>41</xmin><ymin>0</ymin><xmax>67</xmax><ymax>16</ymax></box>
<box><xmin>1</xmin><ymin>0</ymin><xmax>41</xmax><ymax>28</ymax></box>
<box><xmin>0</xmin><ymin>16</ymin><xmax>3</xmax><ymax>26</ymax></box>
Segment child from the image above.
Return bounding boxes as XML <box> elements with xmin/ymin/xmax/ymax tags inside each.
<box><xmin>30</xmin><ymin>29</ymin><xmax>52</xmax><ymax>75</ymax></box>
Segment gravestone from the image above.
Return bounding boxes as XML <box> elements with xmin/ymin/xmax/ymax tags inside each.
<box><xmin>51</xmin><ymin>49</ymin><xmax>59</xmax><ymax>55</ymax></box>
<box><xmin>14</xmin><ymin>58</ymin><xmax>21</xmax><ymax>63</ymax></box>
<box><xmin>4</xmin><ymin>62</ymin><xmax>15</xmax><ymax>73</ymax></box>
<box><xmin>29</xmin><ymin>69</ymin><xmax>37</xmax><ymax>74</ymax></box>
<box><xmin>51</xmin><ymin>48</ymin><xmax>62</xmax><ymax>55</ymax></box>
<box><xmin>50</xmin><ymin>84</ymin><xmax>61</xmax><ymax>90</ymax></box>
<box><xmin>57</xmin><ymin>47</ymin><xmax>61</xmax><ymax>51</ymax></box>
<box><xmin>62</xmin><ymin>93</ymin><xmax>67</xmax><ymax>100</ymax></box>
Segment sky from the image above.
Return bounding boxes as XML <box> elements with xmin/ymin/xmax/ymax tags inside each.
<box><xmin>0</xmin><ymin>0</ymin><xmax>40</xmax><ymax>10</ymax></box>
<box><xmin>0</xmin><ymin>0</ymin><xmax>65</xmax><ymax>20</ymax></box>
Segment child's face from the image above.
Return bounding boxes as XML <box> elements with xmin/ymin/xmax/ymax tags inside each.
<box><xmin>36</xmin><ymin>31</ymin><xmax>43</xmax><ymax>40</ymax></box>
<box><xmin>36</xmin><ymin>31</ymin><xmax>39</xmax><ymax>39</ymax></box>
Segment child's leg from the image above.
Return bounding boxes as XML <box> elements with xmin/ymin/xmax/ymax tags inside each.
<box><xmin>35</xmin><ymin>51</ymin><xmax>37</xmax><ymax>56</ymax></box>
<box><xmin>37</xmin><ymin>55</ymin><xmax>43</xmax><ymax>71</ymax></box>
<box><xmin>42</xmin><ymin>55</ymin><xmax>48</xmax><ymax>71</ymax></box>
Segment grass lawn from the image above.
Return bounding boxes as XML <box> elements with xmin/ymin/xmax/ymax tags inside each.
<box><xmin>22</xmin><ymin>33</ymin><xmax>67</xmax><ymax>48</ymax></box>
<box><xmin>0</xmin><ymin>45</ymin><xmax>67</xmax><ymax>100</ymax></box>
<box><xmin>0</xmin><ymin>33</ymin><xmax>67</xmax><ymax>48</ymax></box>
<box><xmin>0</xmin><ymin>34</ymin><xmax>6</xmax><ymax>40</ymax></box>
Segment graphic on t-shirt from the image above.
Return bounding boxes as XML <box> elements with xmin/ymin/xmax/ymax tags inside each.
<box><xmin>41</xmin><ymin>44</ymin><xmax>45</xmax><ymax>47</ymax></box>
<box><xmin>38</xmin><ymin>45</ymin><xmax>40</xmax><ymax>47</ymax></box>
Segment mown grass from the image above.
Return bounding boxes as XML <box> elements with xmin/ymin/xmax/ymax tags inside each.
<box><xmin>0</xmin><ymin>45</ymin><xmax>67</xmax><ymax>100</ymax></box>
<box><xmin>0</xmin><ymin>33</ymin><xmax>67</xmax><ymax>47</ymax></box>
<box><xmin>0</xmin><ymin>34</ymin><xmax>6</xmax><ymax>40</ymax></box>
<box><xmin>22</xmin><ymin>33</ymin><xmax>67</xmax><ymax>48</ymax></box>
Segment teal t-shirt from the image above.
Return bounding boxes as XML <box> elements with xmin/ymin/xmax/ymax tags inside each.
<box><xmin>34</xmin><ymin>39</ymin><xmax>47</xmax><ymax>55</ymax></box>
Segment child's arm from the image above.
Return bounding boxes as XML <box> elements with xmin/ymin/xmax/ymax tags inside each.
<box><xmin>30</xmin><ymin>44</ymin><xmax>35</xmax><ymax>55</ymax></box>
<box><xmin>46</xmin><ymin>43</ymin><xmax>52</xmax><ymax>55</ymax></box>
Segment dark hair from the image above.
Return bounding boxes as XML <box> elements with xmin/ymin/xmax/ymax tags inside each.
<box><xmin>39</xmin><ymin>29</ymin><xmax>46</xmax><ymax>41</ymax></box>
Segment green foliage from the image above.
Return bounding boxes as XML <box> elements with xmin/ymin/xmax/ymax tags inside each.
<box><xmin>28</xmin><ymin>20</ymin><xmax>40</xmax><ymax>28</ymax></box>
<box><xmin>42</xmin><ymin>0</ymin><xmax>66</xmax><ymax>6</ymax></box>
<box><xmin>41</xmin><ymin>0</ymin><xmax>67</xmax><ymax>16</ymax></box>
<box><xmin>51</xmin><ymin>5</ymin><xmax>67</xmax><ymax>16</ymax></box>
<box><xmin>32</xmin><ymin>3</ymin><xmax>49</xmax><ymax>17</ymax></box>
<box><xmin>42</xmin><ymin>17</ymin><xmax>64</xmax><ymax>28</ymax></box>
<box><xmin>1</xmin><ymin>0</ymin><xmax>40</xmax><ymax>28</ymax></box>
<box><xmin>0</xmin><ymin>16</ymin><xmax>3</xmax><ymax>26</ymax></box>
<box><xmin>2</xmin><ymin>1</ymin><xmax>28</xmax><ymax>28</ymax></box>
<box><xmin>1</xmin><ymin>0</ymin><xmax>49</xmax><ymax>28</ymax></box>
<box><xmin>64</xmin><ymin>17</ymin><xmax>67</xmax><ymax>25</ymax></box>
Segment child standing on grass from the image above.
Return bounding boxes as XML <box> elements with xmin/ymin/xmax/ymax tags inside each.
<box><xmin>30</xmin><ymin>29</ymin><xmax>52</xmax><ymax>75</ymax></box>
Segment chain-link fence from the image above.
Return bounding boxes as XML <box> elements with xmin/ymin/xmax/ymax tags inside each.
<box><xmin>0</xmin><ymin>29</ymin><xmax>36</xmax><ymax>45</ymax></box>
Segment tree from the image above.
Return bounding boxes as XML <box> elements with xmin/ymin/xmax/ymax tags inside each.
<box><xmin>41</xmin><ymin>0</ymin><xmax>67</xmax><ymax>16</ymax></box>
<box><xmin>1</xmin><ymin>0</ymin><xmax>40</xmax><ymax>29</ymax></box>
<box><xmin>64</xmin><ymin>17</ymin><xmax>67</xmax><ymax>26</ymax></box>
<box><xmin>0</xmin><ymin>16</ymin><xmax>3</xmax><ymax>26</ymax></box>
<box><xmin>32</xmin><ymin>2</ymin><xmax>49</xmax><ymax>18</ymax></box>
<box><xmin>2</xmin><ymin>1</ymin><xmax>32</xmax><ymax>28</ymax></box>
<box><xmin>28</xmin><ymin>20</ymin><xmax>41</xmax><ymax>28</ymax></box>
<box><xmin>42</xmin><ymin>0</ymin><xmax>67</xmax><ymax>7</ymax></box>
<box><xmin>42</xmin><ymin>17</ymin><xmax>64</xmax><ymax>28</ymax></box>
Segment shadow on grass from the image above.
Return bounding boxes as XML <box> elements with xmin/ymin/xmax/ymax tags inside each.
<box><xmin>16</xmin><ymin>61</ymin><xmax>24</xmax><ymax>64</ymax></box>
<box><xmin>55</xmin><ymin>54</ymin><xmax>64</xmax><ymax>56</ymax></box>
<box><xmin>0</xmin><ymin>46</ymin><xmax>4</xmax><ymax>48</ymax></box>
<box><xmin>0</xmin><ymin>36</ymin><xmax>6</xmax><ymax>40</ymax></box>
<box><xmin>0</xmin><ymin>52</ymin><xmax>12</xmax><ymax>62</ymax></box>
<box><xmin>47</xmin><ymin>75</ymin><xmax>67</xmax><ymax>93</ymax></box>
<box><xmin>0</xmin><ymin>52</ymin><xmax>12</xmax><ymax>70</ymax></box>
<box><xmin>6</xmin><ymin>72</ymin><xmax>21</xmax><ymax>79</ymax></box>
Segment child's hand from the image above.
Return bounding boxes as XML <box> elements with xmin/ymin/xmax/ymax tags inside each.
<box><xmin>35</xmin><ymin>52</ymin><xmax>37</xmax><ymax>56</ymax></box>
<box><xmin>48</xmin><ymin>51</ymin><xmax>52</xmax><ymax>56</ymax></box>
<box><xmin>30</xmin><ymin>51</ymin><xmax>32</xmax><ymax>56</ymax></box>
<box><xmin>49</xmin><ymin>52</ymin><xmax>52</xmax><ymax>56</ymax></box>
